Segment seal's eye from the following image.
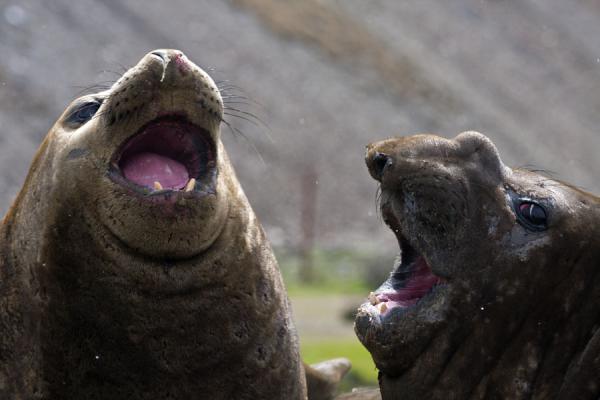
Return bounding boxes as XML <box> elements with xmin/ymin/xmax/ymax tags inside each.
<box><xmin>516</xmin><ymin>200</ymin><xmax>548</xmax><ymax>231</ymax></box>
<box><xmin>66</xmin><ymin>101</ymin><xmax>101</xmax><ymax>126</ymax></box>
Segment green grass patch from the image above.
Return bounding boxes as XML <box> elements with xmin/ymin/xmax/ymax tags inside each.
<box><xmin>277</xmin><ymin>246</ymin><xmax>385</xmax><ymax>391</ymax></box>
<box><xmin>301</xmin><ymin>337</ymin><xmax>378</xmax><ymax>389</ymax></box>
<box><xmin>277</xmin><ymin>247</ymin><xmax>392</xmax><ymax>296</ymax></box>
<box><xmin>285</xmin><ymin>280</ymin><xmax>370</xmax><ymax>297</ymax></box>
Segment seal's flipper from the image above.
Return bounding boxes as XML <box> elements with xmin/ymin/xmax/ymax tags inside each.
<box><xmin>305</xmin><ymin>358</ymin><xmax>352</xmax><ymax>400</ymax></box>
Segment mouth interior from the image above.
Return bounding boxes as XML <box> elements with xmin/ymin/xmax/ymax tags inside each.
<box><xmin>116</xmin><ymin>118</ymin><xmax>209</xmax><ymax>191</ymax></box>
<box><xmin>370</xmin><ymin>237</ymin><xmax>442</xmax><ymax>314</ymax></box>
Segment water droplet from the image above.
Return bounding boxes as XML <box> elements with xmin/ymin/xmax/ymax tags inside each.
<box><xmin>4</xmin><ymin>5</ymin><xmax>27</xmax><ymax>26</ymax></box>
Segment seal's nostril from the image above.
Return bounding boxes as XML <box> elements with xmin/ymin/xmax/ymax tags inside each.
<box><xmin>150</xmin><ymin>50</ymin><xmax>168</xmax><ymax>62</ymax></box>
<box><xmin>371</xmin><ymin>152</ymin><xmax>392</xmax><ymax>181</ymax></box>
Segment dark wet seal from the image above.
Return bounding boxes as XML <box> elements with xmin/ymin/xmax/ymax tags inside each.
<box><xmin>0</xmin><ymin>49</ymin><xmax>347</xmax><ymax>400</ymax></box>
<box><xmin>356</xmin><ymin>132</ymin><xmax>600</xmax><ymax>400</ymax></box>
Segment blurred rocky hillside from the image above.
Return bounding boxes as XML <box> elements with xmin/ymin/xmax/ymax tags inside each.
<box><xmin>1</xmin><ymin>0</ymin><xmax>599</xmax><ymax>253</ymax></box>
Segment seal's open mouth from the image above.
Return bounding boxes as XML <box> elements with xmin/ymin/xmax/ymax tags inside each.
<box><xmin>369</xmin><ymin>233</ymin><xmax>445</xmax><ymax>316</ymax></box>
<box><xmin>110</xmin><ymin>116</ymin><xmax>215</xmax><ymax>195</ymax></box>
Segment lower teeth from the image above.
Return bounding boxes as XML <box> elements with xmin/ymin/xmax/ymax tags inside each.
<box><xmin>151</xmin><ymin>178</ymin><xmax>196</xmax><ymax>192</ymax></box>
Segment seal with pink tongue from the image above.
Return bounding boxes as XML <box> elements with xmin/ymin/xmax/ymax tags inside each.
<box><xmin>121</xmin><ymin>152</ymin><xmax>189</xmax><ymax>190</ymax></box>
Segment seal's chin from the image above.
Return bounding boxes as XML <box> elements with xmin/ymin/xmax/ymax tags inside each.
<box><xmin>367</xmin><ymin>234</ymin><xmax>446</xmax><ymax>316</ymax></box>
<box><xmin>109</xmin><ymin>115</ymin><xmax>215</xmax><ymax>197</ymax></box>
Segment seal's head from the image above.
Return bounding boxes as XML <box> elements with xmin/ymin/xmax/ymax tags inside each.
<box><xmin>356</xmin><ymin>132</ymin><xmax>600</xmax><ymax>399</ymax></box>
<box><xmin>0</xmin><ymin>50</ymin><xmax>307</xmax><ymax>399</ymax></box>
<box><xmin>51</xmin><ymin>49</ymin><xmax>225</xmax><ymax>258</ymax></box>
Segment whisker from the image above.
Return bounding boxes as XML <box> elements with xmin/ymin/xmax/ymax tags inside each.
<box><xmin>375</xmin><ymin>186</ymin><xmax>383</xmax><ymax>222</ymax></box>
<box><xmin>216</xmin><ymin>83</ymin><xmax>249</xmax><ymax>92</ymax></box>
<box><xmin>221</xmin><ymin>95</ymin><xmax>264</xmax><ymax>108</ymax></box>
<box><xmin>102</xmin><ymin>69</ymin><xmax>127</xmax><ymax>78</ymax></box>
<box><xmin>223</xmin><ymin>112</ymin><xmax>261</xmax><ymax>128</ymax></box>
<box><xmin>219</xmin><ymin>118</ymin><xmax>266</xmax><ymax>166</ymax></box>
<box><xmin>218</xmin><ymin>85</ymin><xmax>253</xmax><ymax>94</ymax></box>
<box><xmin>223</xmin><ymin>106</ymin><xmax>270</xmax><ymax>126</ymax></box>
<box><xmin>222</xmin><ymin>100</ymin><xmax>258</xmax><ymax>107</ymax></box>
<box><xmin>71</xmin><ymin>83</ymin><xmax>114</xmax><ymax>97</ymax></box>
<box><xmin>72</xmin><ymin>81</ymin><xmax>116</xmax><ymax>88</ymax></box>
<box><xmin>223</xmin><ymin>106</ymin><xmax>265</xmax><ymax>121</ymax></box>
<box><xmin>223</xmin><ymin>110</ymin><xmax>273</xmax><ymax>144</ymax></box>
<box><xmin>114</xmin><ymin>62</ymin><xmax>129</xmax><ymax>73</ymax></box>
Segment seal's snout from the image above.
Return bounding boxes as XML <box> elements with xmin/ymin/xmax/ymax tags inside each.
<box><xmin>366</xmin><ymin>132</ymin><xmax>508</xmax><ymax>185</ymax></box>
<box><xmin>147</xmin><ymin>49</ymin><xmax>192</xmax><ymax>83</ymax></box>
<box><xmin>104</xmin><ymin>48</ymin><xmax>223</xmax><ymax>130</ymax></box>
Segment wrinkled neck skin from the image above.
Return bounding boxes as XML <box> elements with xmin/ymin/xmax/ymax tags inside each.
<box><xmin>1</xmin><ymin>135</ymin><xmax>304</xmax><ymax>399</ymax></box>
<box><xmin>379</xmin><ymin>238</ymin><xmax>600</xmax><ymax>400</ymax></box>
<box><xmin>0</xmin><ymin>51</ymin><xmax>305</xmax><ymax>400</ymax></box>
<box><xmin>381</xmin><ymin>177</ymin><xmax>600</xmax><ymax>399</ymax></box>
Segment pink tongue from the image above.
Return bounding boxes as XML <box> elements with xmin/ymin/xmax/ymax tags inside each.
<box><xmin>121</xmin><ymin>152</ymin><xmax>189</xmax><ymax>190</ymax></box>
<box><xmin>378</xmin><ymin>257</ymin><xmax>440</xmax><ymax>306</ymax></box>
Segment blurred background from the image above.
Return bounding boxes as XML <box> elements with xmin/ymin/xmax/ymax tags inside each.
<box><xmin>1</xmin><ymin>0</ymin><xmax>599</xmax><ymax>390</ymax></box>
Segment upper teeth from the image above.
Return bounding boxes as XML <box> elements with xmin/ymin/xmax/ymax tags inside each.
<box><xmin>153</xmin><ymin>181</ymin><xmax>163</xmax><ymax>190</ymax></box>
